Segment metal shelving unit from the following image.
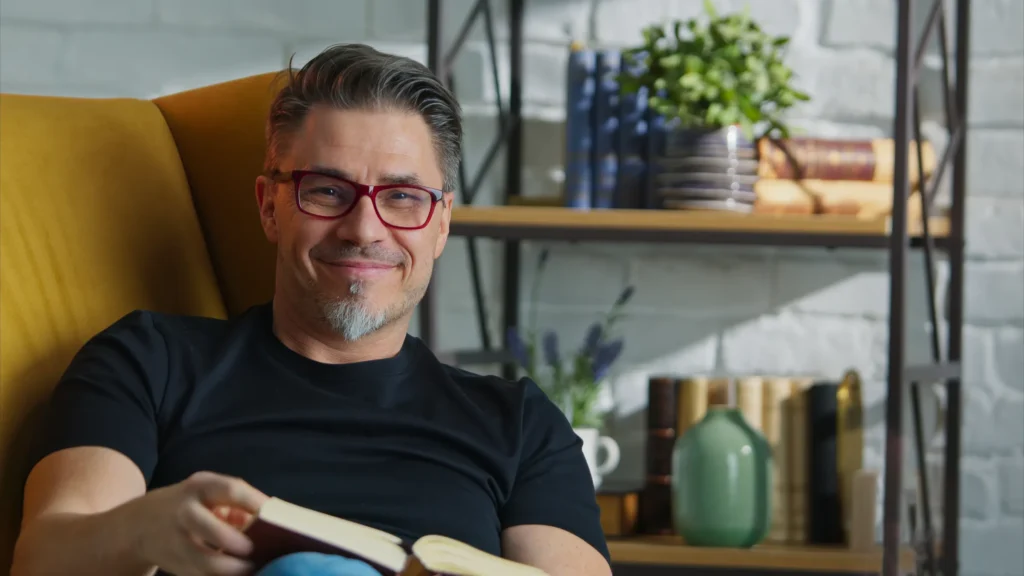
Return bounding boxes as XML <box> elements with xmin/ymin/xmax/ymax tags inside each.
<box><xmin>422</xmin><ymin>1</ymin><xmax>969</xmax><ymax>575</ymax></box>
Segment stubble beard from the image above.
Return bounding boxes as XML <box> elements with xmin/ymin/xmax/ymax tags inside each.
<box><xmin>317</xmin><ymin>276</ymin><xmax>428</xmax><ymax>342</ymax></box>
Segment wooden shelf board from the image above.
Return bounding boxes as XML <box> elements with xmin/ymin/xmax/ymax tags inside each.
<box><xmin>607</xmin><ymin>536</ymin><xmax>916</xmax><ymax>573</ymax></box>
<box><xmin>450</xmin><ymin>205</ymin><xmax>950</xmax><ymax>241</ymax></box>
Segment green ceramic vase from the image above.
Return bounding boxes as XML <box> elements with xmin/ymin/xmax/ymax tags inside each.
<box><xmin>671</xmin><ymin>407</ymin><xmax>773</xmax><ymax>547</ymax></box>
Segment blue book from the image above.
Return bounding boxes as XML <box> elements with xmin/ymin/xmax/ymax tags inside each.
<box><xmin>591</xmin><ymin>49</ymin><xmax>621</xmax><ymax>209</ymax></box>
<box><xmin>643</xmin><ymin>108</ymin><xmax>670</xmax><ymax>209</ymax></box>
<box><xmin>615</xmin><ymin>51</ymin><xmax>648</xmax><ymax>208</ymax></box>
<box><xmin>563</xmin><ymin>43</ymin><xmax>596</xmax><ymax>209</ymax></box>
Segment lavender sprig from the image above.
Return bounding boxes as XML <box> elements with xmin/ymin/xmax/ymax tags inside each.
<box><xmin>581</xmin><ymin>322</ymin><xmax>602</xmax><ymax>358</ymax></box>
<box><xmin>542</xmin><ymin>331</ymin><xmax>560</xmax><ymax>367</ymax></box>
<box><xmin>506</xmin><ymin>326</ymin><xmax>530</xmax><ymax>368</ymax></box>
<box><xmin>591</xmin><ymin>339</ymin><xmax>624</xmax><ymax>382</ymax></box>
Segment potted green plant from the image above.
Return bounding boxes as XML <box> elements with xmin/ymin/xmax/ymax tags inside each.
<box><xmin>506</xmin><ymin>249</ymin><xmax>632</xmax><ymax>488</ymax></box>
<box><xmin>618</xmin><ymin>1</ymin><xmax>811</xmax><ymax>212</ymax></box>
<box><xmin>619</xmin><ymin>0</ymin><xmax>809</xmax><ymax>141</ymax></box>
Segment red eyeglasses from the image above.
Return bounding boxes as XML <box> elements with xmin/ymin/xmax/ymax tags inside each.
<box><xmin>270</xmin><ymin>169</ymin><xmax>445</xmax><ymax>230</ymax></box>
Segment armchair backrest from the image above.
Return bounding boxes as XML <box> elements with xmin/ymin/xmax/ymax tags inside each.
<box><xmin>0</xmin><ymin>71</ymin><xmax>283</xmax><ymax>569</ymax></box>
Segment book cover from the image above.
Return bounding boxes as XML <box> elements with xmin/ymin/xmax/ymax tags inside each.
<box><xmin>591</xmin><ymin>49</ymin><xmax>620</xmax><ymax>209</ymax></box>
<box><xmin>675</xmin><ymin>377</ymin><xmax>708</xmax><ymax>439</ymax></box>
<box><xmin>615</xmin><ymin>50</ymin><xmax>649</xmax><ymax>209</ymax></box>
<box><xmin>807</xmin><ymin>382</ymin><xmax>844</xmax><ymax>545</ymax></box>
<box><xmin>244</xmin><ymin>497</ymin><xmax>549</xmax><ymax>576</ymax></box>
<box><xmin>640</xmin><ymin>376</ymin><xmax>676</xmax><ymax>535</ymax></box>
<box><xmin>757</xmin><ymin>137</ymin><xmax>936</xmax><ymax>184</ymax></box>
<box><xmin>786</xmin><ymin>378</ymin><xmax>815</xmax><ymax>544</ymax></box>
<box><xmin>642</xmin><ymin>109</ymin><xmax>670</xmax><ymax>209</ymax></box>
<box><xmin>563</xmin><ymin>43</ymin><xmax>596</xmax><ymax>209</ymax></box>
<box><xmin>752</xmin><ymin>178</ymin><xmax>927</xmax><ymax>222</ymax></box>
<box><xmin>762</xmin><ymin>377</ymin><xmax>795</xmax><ymax>543</ymax></box>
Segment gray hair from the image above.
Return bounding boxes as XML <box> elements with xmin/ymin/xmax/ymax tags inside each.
<box><xmin>265</xmin><ymin>43</ymin><xmax>462</xmax><ymax>192</ymax></box>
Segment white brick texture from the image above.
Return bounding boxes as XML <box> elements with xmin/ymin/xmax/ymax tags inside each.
<box><xmin>960</xmin><ymin>458</ymin><xmax>1000</xmax><ymax>520</ymax></box>
<box><xmin>968</xmin><ymin>130</ymin><xmax>1024</xmax><ymax>197</ymax></box>
<box><xmin>964</xmin><ymin>262</ymin><xmax>1024</xmax><ymax>323</ymax></box>
<box><xmin>632</xmin><ymin>254</ymin><xmax>773</xmax><ymax>317</ymax></box>
<box><xmin>969</xmin><ymin>0</ymin><xmax>1024</xmax><ymax>56</ymax></box>
<box><xmin>0</xmin><ymin>0</ymin><xmax>155</xmax><ymax>24</ymax></box>
<box><xmin>967</xmin><ymin>197</ymin><xmax>1024</xmax><ymax>259</ymax></box>
<box><xmin>371</xmin><ymin>0</ymin><xmax>591</xmax><ymax>45</ymax></box>
<box><xmin>993</xmin><ymin>328</ymin><xmax>1024</xmax><ymax>393</ymax></box>
<box><xmin>669</xmin><ymin>0</ymin><xmax>802</xmax><ymax>39</ymax></box>
<box><xmin>822</xmin><ymin>0</ymin><xmax>895</xmax><ymax>50</ymax></box>
<box><xmin>824</xmin><ymin>0</ymin><xmax>1024</xmax><ymax>57</ymax></box>
<box><xmin>721</xmin><ymin>312</ymin><xmax>879</xmax><ymax>377</ymax></box>
<box><xmin>0</xmin><ymin>26</ymin><xmax>64</xmax><ymax>85</ymax></box>
<box><xmin>157</xmin><ymin>0</ymin><xmax>368</xmax><ymax>39</ymax></box>
<box><xmin>999</xmin><ymin>455</ymin><xmax>1024</xmax><ymax>515</ymax></box>
<box><xmin>968</xmin><ymin>58</ymin><xmax>1024</xmax><ymax>127</ymax></box>
<box><xmin>0</xmin><ymin>1</ymin><xmax>1022</xmax><ymax>574</ymax></box>
<box><xmin>62</xmin><ymin>30</ymin><xmax>285</xmax><ymax>97</ymax></box>
<box><xmin>786</xmin><ymin>47</ymin><xmax>895</xmax><ymax>120</ymax></box>
<box><xmin>961</xmin><ymin>518</ymin><xmax>1024</xmax><ymax>576</ymax></box>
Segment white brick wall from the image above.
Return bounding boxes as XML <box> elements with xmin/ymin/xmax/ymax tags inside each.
<box><xmin>2</xmin><ymin>0</ymin><xmax>1022</xmax><ymax>573</ymax></box>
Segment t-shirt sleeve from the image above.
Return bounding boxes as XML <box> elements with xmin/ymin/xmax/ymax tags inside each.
<box><xmin>499</xmin><ymin>378</ymin><xmax>611</xmax><ymax>563</ymax></box>
<box><xmin>33</xmin><ymin>310</ymin><xmax>169</xmax><ymax>484</ymax></box>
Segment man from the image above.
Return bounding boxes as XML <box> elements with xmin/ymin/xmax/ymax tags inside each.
<box><xmin>11</xmin><ymin>44</ymin><xmax>612</xmax><ymax>576</ymax></box>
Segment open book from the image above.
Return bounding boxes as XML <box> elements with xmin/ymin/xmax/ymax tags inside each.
<box><xmin>244</xmin><ymin>497</ymin><xmax>550</xmax><ymax>576</ymax></box>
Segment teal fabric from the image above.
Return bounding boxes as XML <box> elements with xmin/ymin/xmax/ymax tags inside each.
<box><xmin>256</xmin><ymin>553</ymin><xmax>382</xmax><ymax>576</ymax></box>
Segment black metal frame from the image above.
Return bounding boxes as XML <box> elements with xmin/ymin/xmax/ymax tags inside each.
<box><xmin>424</xmin><ymin>1</ymin><xmax>969</xmax><ymax>574</ymax></box>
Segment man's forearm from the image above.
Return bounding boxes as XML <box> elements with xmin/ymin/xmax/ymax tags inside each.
<box><xmin>11</xmin><ymin>508</ymin><xmax>156</xmax><ymax>576</ymax></box>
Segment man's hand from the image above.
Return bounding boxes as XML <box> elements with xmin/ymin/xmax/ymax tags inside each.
<box><xmin>121</xmin><ymin>471</ymin><xmax>270</xmax><ymax>576</ymax></box>
<box><xmin>13</xmin><ymin>447</ymin><xmax>271</xmax><ymax>576</ymax></box>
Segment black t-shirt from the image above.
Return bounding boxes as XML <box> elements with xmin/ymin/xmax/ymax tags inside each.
<box><xmin>36</xmin><ymin>302</ymin><xmax>609</xmax><ymax>565</ymax></box>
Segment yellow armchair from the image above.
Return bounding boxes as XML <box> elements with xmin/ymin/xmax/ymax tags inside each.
<box><xmin>0</xmin><ymin>72</ymin><xmax>286</xmax><ymax>570</ymax></box>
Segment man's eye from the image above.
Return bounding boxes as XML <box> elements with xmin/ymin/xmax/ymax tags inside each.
<box><xmin>310</xmin><ymin>187</ymin><xmax>341</xmax><ymax>196</ymax></box>
<box><xmin>382</xmin><ymin>189</ymin><xmax>427</xmax><ymax>203</ymax></box>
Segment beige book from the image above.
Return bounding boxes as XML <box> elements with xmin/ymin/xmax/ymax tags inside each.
<box><xmin>753</xmin><ymin>179</ymin><xmax>926</xmax><ymax>222</ymax></box>
<box><xmin>736</xmin><ymin>376</ymin><xmax>764</xmax><ymax>432</ymax></box>
<box><xmin>848</xmin><ymin>469</ymin><xmax>880</xmax><ymax>552</ymax></box>
<box><xmin>676</xmin><ymin>377</ymin><xmax>710</xmax><ymax>438</ymax></box>
<box><xmin>786</xmin><ymin>377</ymin><xmax>816</xmax><ymax>544</ymax></box>
<box><xmin>763</xmin><ymin>377</ymin><xmax>794</xmax><ymax>543</ymax></box>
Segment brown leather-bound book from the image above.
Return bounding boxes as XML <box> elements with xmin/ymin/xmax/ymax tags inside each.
<box><xmin>640</xmin><ymin>376</ymin><xmax>677</xmax><ymax>534</ymax></box>
<box><xmin>245</xmin><ymin>497</ymin><xmax>549</xmax><ymax>575</ymax></box>
<box><xmin>707</xmin><ymin>377</ymin><xmax>731</xmax><ymax>407</ymax></box>
<box><xmin>757</xmin><ymin>137</ymin><xmax>936</xmax><ymax>185</ymax></box>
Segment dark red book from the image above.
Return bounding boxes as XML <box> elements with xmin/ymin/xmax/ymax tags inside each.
<box><xmin>244</xmin><ymin>497</ymin><xmax>549</xmax><ymax>576</ymax></box>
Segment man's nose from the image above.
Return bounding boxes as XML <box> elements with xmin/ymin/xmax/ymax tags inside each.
<box><xmin>335</xmin><ymin>194</ymin><xmax>388</xmax><ymax>246</ymax></box>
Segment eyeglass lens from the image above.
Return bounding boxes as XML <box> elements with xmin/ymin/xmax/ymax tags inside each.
<box><xmin>297</xmin><ymin>173</ymin><xmax>435</xmax><ymax>228</ymax></box>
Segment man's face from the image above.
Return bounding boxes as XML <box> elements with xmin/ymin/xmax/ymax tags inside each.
<box><xmin>256</xmin><ymin>105</ymin><xmax>453</xmax><ymax>340</ymax></box>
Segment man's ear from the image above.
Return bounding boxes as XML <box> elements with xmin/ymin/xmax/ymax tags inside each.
<box><xmin>255</xmin><ymin>175</ymin><xmax>279</xmax><ymax>244</ymax></box>
<box><xmin>433</xmin><ymin>192</ymin><xmax>454</xmax><ymax>259</ymax></box>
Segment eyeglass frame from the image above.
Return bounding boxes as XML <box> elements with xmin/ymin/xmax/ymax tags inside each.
<box><xmin>267</xmin><ymin>168</ymin><xmax>447</xmax><ymax>231</ymax></box>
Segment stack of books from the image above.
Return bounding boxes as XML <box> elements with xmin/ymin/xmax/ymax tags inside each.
<box><xmin>596</xmin><ymin>372</ymin><xmax>873</xmax><ymax>550</ymax></box>
<box><xmin>560</xmin><ymin>43</ymin><xmax>937</xmax><ymax>219</ymax></box>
